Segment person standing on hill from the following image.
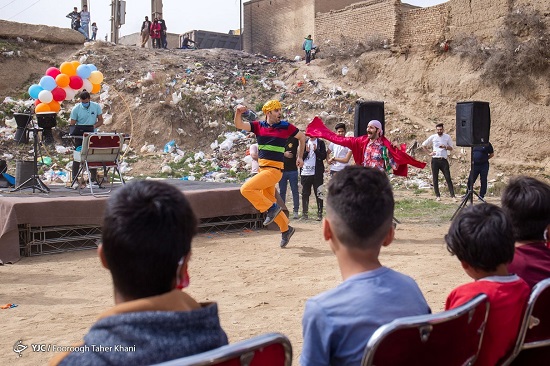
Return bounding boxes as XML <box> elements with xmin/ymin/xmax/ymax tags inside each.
<box><xmin>140</xmin><ymin>16</ymin><xmax>152</xmax><ymax>48</ymax></box>
<box><xmin>234</xmin><ymin>100</ymin><xmax>306</xmax><ymax>248</ymax></box>
<box><xmin>303</xmin><ymin>35</ymin><xmax>313</xmax><ymax>65</ymax></box>
<box><xmin>150</xmin><ymin>18</ymin><xmax>162</xmax><ymax>49</ymax></box>
<box><xmin>80</xmin><ymin>4</ymin><xmax>90</xmax><ymax>40</ymax></box>
<box><xmin>158</xmin><ymin>16</ymin><xmax>168</xmax><ymax>49</ymax></box>
<box><xmin>66</xmin><ymin>7</ymin><xmax>79</xmax><ymax>28</ymax></box>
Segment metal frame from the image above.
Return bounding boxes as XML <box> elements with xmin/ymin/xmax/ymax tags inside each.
<box><xmin>19</xmin><ymin>224</ymin><xmax>101</xmax><ymax>256</ymax></box>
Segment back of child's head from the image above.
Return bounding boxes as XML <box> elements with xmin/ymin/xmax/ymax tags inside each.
<box><xmin>326</xmin><ymin>166</ymin><xmax>394</xmax><ymax>249</ymax></box>
<box><xmin>102</xmin><ymin>180</ymin><xmax>197</xmax><ymax>299</ymax></box>
<box><xmin>501</xmin><ymin>176</ymin><xmax>550</xmax><ymax>242</ymax></box>
<box><xmin>445</xmin><ymin>204</ymin><xmax>514</xmax><ymax>272</ymax></box>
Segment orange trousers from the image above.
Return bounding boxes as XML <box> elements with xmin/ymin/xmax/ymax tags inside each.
<box><xmin>240</xmin><ymin>167</ymin><xmax>289</xmax><ymax>232</ymax></box>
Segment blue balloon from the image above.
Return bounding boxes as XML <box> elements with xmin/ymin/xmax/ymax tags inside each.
<box><xmin>39</xmin><ymin>75</ymin><xmax>57</xmax><ymax>91</ymax></box>
<box><xmin>77</xmin><ymin>64</ymin><xmax>92</xmax><ymax>79</ymax></box>
<box><xmin>28</xmin><ymin>84</ymin><xmax>44</xmax><ymax>99</ymax></box>
<box><xmin>87</xmin><ymin>64</ymin><xmax>97</xmax><ymax>72</ymax></box>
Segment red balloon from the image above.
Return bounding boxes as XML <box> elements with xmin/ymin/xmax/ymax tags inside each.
<box><xmin>51</xmin><ymin>87</ymin><xmax>66</xmax><ymax>102</ymax></box>
<box><xmin>69</xmin><ymin>75</ymin><xmax>83</xmax><ymax>90</ymax></box>
<box><xmin>46</xmin><ymin>67</ymin><xmax>61</xmax><ymax>79</ymax></box>
<box><xmin>34</xmin><ymin>99</ymin><xmax>41</xmax><ymax>106</ymax></box>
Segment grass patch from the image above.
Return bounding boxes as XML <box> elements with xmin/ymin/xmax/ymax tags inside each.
<box><xmin>395</xmin><ymin>198</ymin><xmax>456</xmax><ymax>223</ymax></box>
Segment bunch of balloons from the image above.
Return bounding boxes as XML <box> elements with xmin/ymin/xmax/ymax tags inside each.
<box><xmin>27</xmin><ymin>61</ymin><xmax>104</xmax><ymax>113</ymax></box>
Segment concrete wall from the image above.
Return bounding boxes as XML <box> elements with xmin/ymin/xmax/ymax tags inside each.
<box><xmin>119</xmin><ymin>32</ymin><xmax>180</xmax><ymax>48</ymax></box>
<box><xmin>243</xmin><ymin>0</ymin><xmax>314</xmax><ymax>57</ymax></box>
<box><xmin>315</xmin><ymin>0</ymin><xmax>399</xmax><ymax>46</ymax></box>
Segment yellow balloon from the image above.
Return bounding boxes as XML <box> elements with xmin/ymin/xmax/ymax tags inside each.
<box><xmin>89</xmin><ymin>71</ymin><xmax>104</xmax><ymax>84</ymax></box>
<box><xmin>48</xmin><ymin>100</ymin><xmax>61</xmax><ymax>113</ymax></box>
<box><xmin>59</xmin><ymin>62</ymin><xmax>76</xmax><ymax>77</ymax></box>
<box><xmin>55</xmin><ymin>73</ymin><xmax>70</xmax><ymax>88</ymax></box>
<box><xmin>35</xmin><ymin>103</ymin><xmax>51</xmax><ymax>113</ymax></box>
<box><xmin>70</xmin><ymin>61</ymin><xmax>81</xmax><ymax>70</ymax></box>
<box><xmin>91</xmin><ymin>83</ymin><xmax>101</xmax><ymax>94</ymax></box>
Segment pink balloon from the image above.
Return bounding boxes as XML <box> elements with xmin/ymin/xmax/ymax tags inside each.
<box><xmin>45</xmin><ymin>67</ymin><xmax>61</xmax><ymax>79</ymax></box>
<box><xmin>69</xmin><ymin>75</ymin><xmax>83</xmax><ymax>90</ymax></box>
<box><xmin>51</xmin><ymin>87</ymin><xmax>66</xmax><ymax>102</ymax></box>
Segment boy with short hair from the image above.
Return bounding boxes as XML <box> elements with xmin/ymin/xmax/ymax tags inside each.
<box><xmin>501</xmin><ymin>176</ymin><xmax>550</xmax><ymax>289</ymax></box>
<box><xmin>300</xmin><ymin>166</ymin><xmax>430</xmax><ymax>366</ymax></box>
<box><xmin>326</xmin><ymin>122</ymin><xmax>352</xmax><ymax>177</ymax></box>
<box><xmin>445</xmin><ymin>204</ymin><xmax>530</xmax><ymax>366</ymax></box>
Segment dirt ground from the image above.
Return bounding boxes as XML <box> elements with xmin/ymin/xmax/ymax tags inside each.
<box><xmin>0</xmin><ymin>192</ymin><xmax>482</xmax><ymax>365</ymax></box>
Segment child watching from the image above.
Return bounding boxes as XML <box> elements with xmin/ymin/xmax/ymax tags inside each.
<box><xmin>445</xmin><ymin>204</ymin><xmax>530</xmax><ymax>366</ymax></box>
<box><xmin>91</xmin><ymin>22</ymin><xmax>98</xmax><ymax>41</ymax></box>
<box><xmin>501</xmin><ymin>176</ymin><xmax>550</xmax><ymax>289</ymax></box>
<box><xmin>300</xmin><ymin>166</ymin><xmax>430</xmax><ymax>366</ymax></box>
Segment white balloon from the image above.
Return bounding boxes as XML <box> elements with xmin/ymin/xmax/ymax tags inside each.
<box><xmin>63</xmin><ymin>86</ymin><xmax>76</xmax><ymax>101</ymax></box>
<box><xmin>38</xmin><ymin>89</ymin><xmax>53</xmax><ymax>104</ymax></box>
<box><xmin>82</xmin><ymin>79</ymin><xmax>93</xmax><ymax>93</ymax></box>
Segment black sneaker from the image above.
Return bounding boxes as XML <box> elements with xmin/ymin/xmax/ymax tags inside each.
<box><xmin>280</xmin><ymin>226</ymin><xmax>295</xmax><ymax>248</ymax></box>
<box><xmin>263</xmin><ymin>204</ymin><xmax>282</xmax><ymax>226</ymax></box>
<box><xmin>316</xmin><ymin>213</ymin><xmax>322</xmax><ymax>221</ymax></box>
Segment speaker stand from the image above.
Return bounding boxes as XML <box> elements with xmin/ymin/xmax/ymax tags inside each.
<box><xmin>11</xmin><ymin>127</ymin><xmax>50</xmax><ymax>194</ymax></box>
<box><xmin>450</xmin><ymin>148</ymin><xmax>483</xmax><ymax>221</ymax></box>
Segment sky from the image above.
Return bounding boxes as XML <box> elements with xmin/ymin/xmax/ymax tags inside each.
<box><xmin>0</xmin><ymin>0</ymin><xmax>448</xmax><ymax>40</ymax></box>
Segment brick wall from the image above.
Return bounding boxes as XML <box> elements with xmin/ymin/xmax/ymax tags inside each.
<box><xmin>315</xmin><ymin>0</ymin><xmax>399</xmax><ymax>47</ymax></box>
<box><xmin>243</xmin><ymin>0</ymin><xmax>549</xmax><ymax>56</ymax></box>
<box><xmin>243</xmin><ymin>0</ymin><xmax>314</xmax><ymax>57</ymax></box>
<box><xmin>397</xmin><ymin>4</ymin><xmax>448</xmax><ymax>46</ymax></box>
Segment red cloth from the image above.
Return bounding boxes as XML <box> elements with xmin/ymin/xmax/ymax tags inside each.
<box><xmin>507</xmin><ymin>242</ymin><xmax>550</xmax><ymax>289</ymax></box>
<box><xmin>445</xmin><ymin>277</ymin><xmax>530</xmax><ymax>366</ymax></box>
<box><xmin>305</xmin><ymin>117</ymin><xmax>426</xmax><ymax>176</ymax></box>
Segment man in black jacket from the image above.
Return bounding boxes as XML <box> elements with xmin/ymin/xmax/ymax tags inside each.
<box><xmin>301</xmin><ymin>135</ymin><xmax>326</xmax><ymax>220</ymax></box>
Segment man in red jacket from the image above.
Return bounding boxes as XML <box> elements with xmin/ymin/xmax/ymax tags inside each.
<box><xmin>306</xmin><ymin>117</ymin><xmax>426</xmax><ymax>176</ymax></box>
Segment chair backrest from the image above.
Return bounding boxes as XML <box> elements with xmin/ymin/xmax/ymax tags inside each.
<box><xmin>362</xmin><ymin>293</ymin><xmax>489</xmax><ymax>366</ymax></box>
<box><xmin>501</xmin><ymin>278</ymin><xmax>550</xmax><ymax>365</ymax></box>
<box><xmin>81</xmin><ymin>132</ymin><xmax>124</xmax><ymax>163</ymax></box>
<box><xmin>152</xmin><ymin>332</ymin><xmax>292</xmax><ymax>366</ymax></box>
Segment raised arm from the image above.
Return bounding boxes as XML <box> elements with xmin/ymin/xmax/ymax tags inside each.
<box><xmin>234</xmin><ymin>104</ymin><xmax>252</xmax><ymax>132</ymax></box>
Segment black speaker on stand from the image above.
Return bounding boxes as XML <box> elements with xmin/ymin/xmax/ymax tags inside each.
<box><xmin>36</xmin><ymin>112</ymin><xmax>57</xmax><ymax>145</ymax></box>
<box><xmin>11</xmin><ymin>126</ymin><xmax>50</xmax><ymax>194</ymax></box>
<box><xmin>354</xmin><ymin>100</ymin><xmax>385</xmax><ymax>137</ymax></box>
<box><xmin>451</xmin><ymin>101</ymin><xmax>491</xmax><ymax>220</ymax></box>
<box><xmin>13</xmin><ymin>113</ymin><xmax>32</xmax><ymax>144</ymax></box>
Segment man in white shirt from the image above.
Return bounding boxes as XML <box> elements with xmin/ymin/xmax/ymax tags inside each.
<box><xmin>422</xmin><ymin>123</ymin><xmax>456</xmax><ymax>201</ymax></box>
<box><xmin>301</xmin><ymin>135</ymin><xmax>326</xmax><ymax>220</ymax></box>
<box><xmin>327</xmin><ymin>122</ymin><xmax>352</xmax><ymax>176</ymax></box>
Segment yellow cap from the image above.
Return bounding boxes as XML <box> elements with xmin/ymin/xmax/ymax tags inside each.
<box><xmin>262</xmin><ymin>100</ymin><xmax>282</xmax><ymax>115</ymax></box>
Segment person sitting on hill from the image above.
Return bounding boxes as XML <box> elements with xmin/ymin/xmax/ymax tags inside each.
<box><xmin>445</xmin><ymin>204</ymin><xmax>530</xmax><ymax>366</ymax></box>
<box><xmin>181</xmin><ymin>36</ymin><xmax>196</xmax><ymax>49</ymax></box>
<box><xmin>501</xmin><ymin>176</ymin><xmax>550</xmax><ymax>289</ymax></box>
<box><xmin>301</xmin><ymin>166</ymin><xmax>430</xmax><ymax>365</ymax></box>
<box><xmin>50</xmin><ymin>180</ymin><xmax>228</xmax><ymax>365</ymax></box>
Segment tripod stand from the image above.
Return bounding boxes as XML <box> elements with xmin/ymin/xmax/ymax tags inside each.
<box><xmin>11</xmin><ymin>126</ymin><xmax>50</xmax><ymax>193</ymax></box>
<box><xmin>451</xmin><ymin>147</ymin><xmax>485</xmax><ymax>220</ymax></box>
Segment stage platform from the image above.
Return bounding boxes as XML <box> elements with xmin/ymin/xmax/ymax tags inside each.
<box><xmin>0</xmin><ymin>180</ymin><xmax>283</xmax><ymax>264</ymax></box>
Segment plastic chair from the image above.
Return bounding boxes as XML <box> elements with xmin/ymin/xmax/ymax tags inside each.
<box><xmin>152</xmin><ymin>332</ymin><xmax>292</xmax><ymax>366</ymax></box>
<box><xmin>361</xmin><ymin>293</ymin><xmax>489</xmax><ymax>366</ymax></box>
<box><xmin>73</xmin><ymin>132</ymin><xmax>125</xmax><ymax>196</ymax></box>
<box><xmin>500</xmin><ymin>278</ymin><xmax>550</xmax><ymax>366</ymax></box>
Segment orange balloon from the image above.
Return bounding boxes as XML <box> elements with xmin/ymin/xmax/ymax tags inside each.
<box><xmin>35</xmin><ymin>103</ymin><xmax>51</xmax><ymax>113</ymax></box>
<box><xmin>91</xmin><ymin>83</ymin><xmax>101</xmax><ymax>94</ymax></box>
<box><xmin>70</xmin><ymin>61</ymin><xmax>81</xmax><ymax>70</ymax></box>
<box><xmin>48</xmin><ymin>100</ymin><xmax>61</xmax><ymax>113</ymax></box>
<box><xmin>55</xmin><ymin>73</ymin><xmax>70</xmax><ymax>88</ymax></box>
<box><xmin>59</xmin><ymin>62</ymin><xmax>76</xmax><ymax>77</ymax></box>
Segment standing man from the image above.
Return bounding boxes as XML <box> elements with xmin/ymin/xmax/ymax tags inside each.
<box><xmin>66</xmin><ymin>7</ymin><xmax>79</xmax><ymax>28</ymax></box>
<box><xmin>140</xmin><ymin>16</ymin><xmax>152</xmax><ymax>48</ymax></box>
<box><xmin>301</xmin><ymin>135</ymin><xmax>326</xmax><ymax>221</ymax></box>
<box><xmin>279</xmin><ymin>136</ymin><xmax>300</xmax><ymax>220</ymax></box>
<box><xmin>69</xmin><ymin>91</ymin><xmax>103</xmax><ymax>186</ymax></box>
<box><xmin>234</xmin><ymin>100</ymin><xmax>306</xmax><ymax>248</ymax></box>
<box><xmin>158</xmin><ymin>16</ymin><xmax>168</xmax><ymax>49</ymax></box>
<box><xmin>307</xmin><ymin>117</ymin><xmax>426</xmax><ymax>176</ymax></box>
<box><xmin>327</xmin><ymin>122</ymin><xmax>352</xmax><ymax>176</ymax></box>
<box><xmin>422</xmin><ymin>123</ymin><xmax>456</xmax><ymax>201</ymax></box>
<box><xmin>303</xmin><ymin>35</ymin><xmax>313</xmax><ymax>65</ymax></box>
<box><xmin>468</xmin><ymin>142</ymin><xmax>494</xmax><ymax>200</ymax></box>
<box><xmin>80</xmin><ymin>4</ymin><xmax>91</xmax><ymax>40</ymax></box>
